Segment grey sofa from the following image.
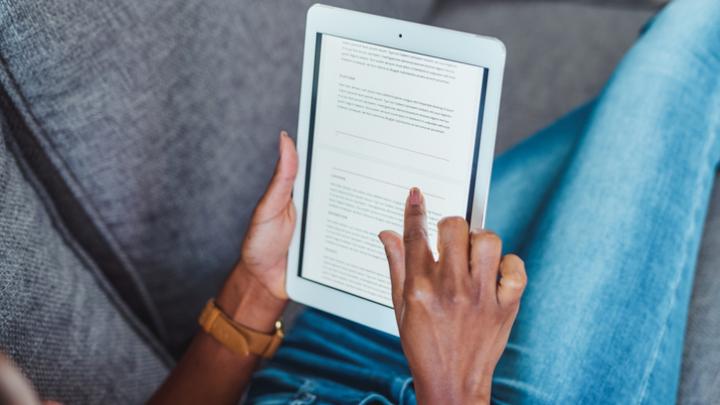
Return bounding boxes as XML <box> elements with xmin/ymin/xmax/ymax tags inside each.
<box><xmin>0</xmin><ymin>0</ymin><xmax>716</xmax><ymax>403</ymax></box>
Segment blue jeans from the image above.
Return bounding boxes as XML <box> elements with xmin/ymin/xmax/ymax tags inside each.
<box><xmin>247</xmin><ymin>1</ymin><xmax>720</xmax><ymax>403</ymax></box>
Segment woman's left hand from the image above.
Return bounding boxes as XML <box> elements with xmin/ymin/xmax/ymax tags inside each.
<box><xmin>216</xmin><ymin>131</ymin><xmax>298</xmax><ymax>330</ymax></box>
<box><xmin>151</xmin><ymin>133</ymin><xmax>300</xmax><ymax>405</ymax></box>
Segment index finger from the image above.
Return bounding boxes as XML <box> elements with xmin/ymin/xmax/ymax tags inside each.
<box><xmin>403</xmin><ymin>188</ymin><xmax>433</xmax><ymax>275</ymax></box>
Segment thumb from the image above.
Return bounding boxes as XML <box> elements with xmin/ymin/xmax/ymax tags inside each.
<box><xmin>255</xmin><ymin>131</ymin><xmax>299</xmax><ymax>220</ymax></box>
<box><xmin>379</xmin><ymin>230</ymin><xmax>406</xmax><ymax>323</ymax></box>
<box><xmin>497</xmin><ymin>254</ymin><xmax>527</xmax><ymax>309</ymax></box>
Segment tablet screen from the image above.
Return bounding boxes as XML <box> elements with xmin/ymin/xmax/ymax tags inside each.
<box><xmin>298</xmin><ymin>33</ymin><xmax>489</xmax><ymax>307</ymax></box>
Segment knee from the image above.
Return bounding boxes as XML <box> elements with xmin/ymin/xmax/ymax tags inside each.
<box><xmin>643</xmin><ymin>0</ymin><xmax>720</xmax><ymax>65</ymax></box>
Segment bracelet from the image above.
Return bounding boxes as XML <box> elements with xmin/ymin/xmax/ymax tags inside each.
<box><xmin>198</xmin><ymin>299</ymin><xmax>284</xmax><ymax>358</ymax></box>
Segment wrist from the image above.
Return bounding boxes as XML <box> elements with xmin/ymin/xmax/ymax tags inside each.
<box><xmin>415</xmin><ymin>388</ymin><xmax>490</xmax><ymax>405</ymax></box>
<box><xmin>413</xmin><ymin>376</ymin><xmax>491</xmax><ymax>405</ymax></box>
<box><xmin>216</xmin><ymin>268</ymin><xmax>287</xmax><ymax>333</ymax></box>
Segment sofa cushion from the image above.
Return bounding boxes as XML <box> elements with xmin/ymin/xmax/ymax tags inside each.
<box><xmin>679</xmin><ymin>182</ymin><xmax>720</xmax><ymax>404</ymax></box>
<box><xmin>0</xmin><ymin>116</ymin><xmax>171</xmax><ymax>403</ymax></box>
<box><xmin>0</xmin><ymin>0</ymin><xmax>435</xmax><ymax>355</ymax></box>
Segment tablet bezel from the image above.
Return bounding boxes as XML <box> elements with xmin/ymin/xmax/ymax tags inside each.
<box><xmin>287</xmin><ymin>4</ymin><xmax>506</xmax><ymax>336</ymax></box>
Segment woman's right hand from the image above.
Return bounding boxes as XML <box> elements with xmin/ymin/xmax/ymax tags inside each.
<box><xmin>379</xmin><ymin>188</ymin><xmax>527</xmax><ymax>405</ymax></box>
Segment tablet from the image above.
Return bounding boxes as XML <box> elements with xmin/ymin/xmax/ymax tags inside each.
<box><xmin>287</xmin><ymin>4</ymin><xmax>506</xmax><ymax>336</ymax></box>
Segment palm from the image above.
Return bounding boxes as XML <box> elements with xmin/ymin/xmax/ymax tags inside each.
<box><xmin>241</xmin><ymin>202</ymin><xmax>296</xmax><ymax>299</ymax></box>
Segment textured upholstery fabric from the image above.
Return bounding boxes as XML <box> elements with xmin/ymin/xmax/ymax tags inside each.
<box><xmin>495</xmin><ymin>0</ymin><xmax>669</xmax><ymax>5</ymax></box>
<box><xmin>0</xmin><ymin>0</ymin><xmax>435</xmax><ymax>355</ymax></box>
<box><xmin>0</xmin><ymin>117</ymin><xmax>171</xmax><ymax>403</ymax></box>
<box><xmin>679</xmin><ymin>182</ymin><xmax>720</xmax><ymax>404</ymax></box>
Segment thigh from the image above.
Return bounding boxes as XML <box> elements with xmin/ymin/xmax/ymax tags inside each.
<box><xmin>493</xmin><ymin>1</ymin><xmax>720</xmax><ymax>403</ymax></box>
<box><xmin>487</xmin><ymin>103</ymin><xmax>592</xmax><ymax>252</ymax></box>
<box><xmin>247</xmin><ymin>309</ymin><xmax>414</xmax><ymax>405</ymax></box>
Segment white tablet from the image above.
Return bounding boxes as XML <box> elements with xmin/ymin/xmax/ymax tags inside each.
<box><xmin>287</xmin><ymin>4</ymin><xmax>506</xmax><ymax>336</ymax></box>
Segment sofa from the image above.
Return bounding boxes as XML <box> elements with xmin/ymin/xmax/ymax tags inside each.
<box><xmin>0</xmin><ymin>0</ymin><xmax>716</xmax><ymax>403</ymax></box>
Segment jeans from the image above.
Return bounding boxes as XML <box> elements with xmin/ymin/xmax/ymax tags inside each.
<box><xmin>247</xmin><ymin>0</ymin><xmax>720</xmax><ymax>403</ymax></box>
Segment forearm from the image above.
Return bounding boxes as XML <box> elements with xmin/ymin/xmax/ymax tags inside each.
<box><xmin>149</xmin><ymin>269</ymin><xmax>286</xmax><ymax>405</ymax></box>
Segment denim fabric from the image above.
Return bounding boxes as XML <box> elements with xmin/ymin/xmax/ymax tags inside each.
<box><xmin>250</xmin><ymin>310</ymin><xmax>415</xmax><ymax>405</ymax></box>
<box><xmin>248</xmin><ymin>0</ymin><xmax>720</xmax><ymax>403</ymax></box>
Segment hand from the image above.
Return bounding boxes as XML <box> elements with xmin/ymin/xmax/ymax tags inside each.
<box><xmin>238</xmin><ymin>131</ymin><xmax>298</xmax><ymax>300</ymax></box>
<box><xmin>379</xmin><ymin>188</ymin><xmax>527</xmax><ymax>405</ymax></box>
<box><xmin>216</xmin><ymin>131</ymin><xmax>298</xmax><ymax>331</ymax></box>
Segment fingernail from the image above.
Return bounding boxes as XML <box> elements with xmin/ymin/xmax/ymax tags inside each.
<box><xmin>279</xmin><ymin>131</ymin><xmax>287</xmax><ymax>156</ymax></box>
<box><xmin>409</xmin><ymin>187</ymin><xmax>422</xmax><ymax>205</ymax></box>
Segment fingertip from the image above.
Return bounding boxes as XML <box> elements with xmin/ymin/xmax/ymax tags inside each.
<box><xmin>404</xmin><ymin>188</ymin><xmax>427</xmax><ymax>229</ymax></box>
<box><xmin>278</xmin><ymin>131</ymin><xmax>286</xmax><ymax>155</ymax></box>
<box><xmin>503</xmin><ymin>254</ymin><xmax>526</xmax><ymax>278</ymax></box>
<box><xmin>436</xmin><ymin>216</ymin><xmax>469</xmax><ymax>263</ymax></box>
<box><xmin>498</xmin><ymin>254</ymin><xmax>527</xmax><ymax>306</ymax></box>
<box><xmin>471</xmin><ymin>229</ymin><xmax>502</xmax><ymax>245</ymax></box>
<box><xmin>282</xmin><ymin>131</ymin><xmax>296</xmax><ymax>147</ymax></box>
<box><xmin>501</xmin><ymin>271</ymin><xmax>526</xmax><ymax>291</ymax></box>
<box><xmin>506</xmin><ymin>253</ymin><xmax>525</xmax><ymax>268</ymax></box>
<box><xmin>408</xmin><ymin>187</ymin><xmax>423</xmax><ymax>206</ymax></box>
<box><xmin>437</xmin><ymin>216</ymin><xmax>469</xmax><ymax>232</ymax></box>
<box><xmin>379</xmin><ymin>230</ymin><xmax>402</xmax><ymax>253</ymax></box>
<box><xmin>470</xmin><ymin>230</ymin><xmax>503</xmax><ymax>261</ymax></box>
<box><xmin>378</xmin><ymin>230</ymin><xmax>401</xmax><ymax>248</ymax></box>
<box><xmin>278</xmin><ymin>132</ymin><xmax>298</xmax><ymax>177</ymax></box>
<box><xmin>279</xmin><ymin>129</ymin><xmax>295</xmax><ymax>150</ymax></box>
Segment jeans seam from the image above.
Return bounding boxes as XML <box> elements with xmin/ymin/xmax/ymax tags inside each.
<box><xmin>289</xmin><ymin>379</ymin><xmax>317</xmax><ymax>405</ymax></box>
<box><xmin>397</xmin><ymin>376</ymin><xmax>413</xmax><ymax>405</ymax></box>
<box><xmin>635</xmin><ymin>65</ymin><xmax>720</xmax><ymax>404</ymax></box>
<box><xmin>358</xmin><ymin>393</ymin><xmax>391</xmax><ymax>405</ymax></box>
